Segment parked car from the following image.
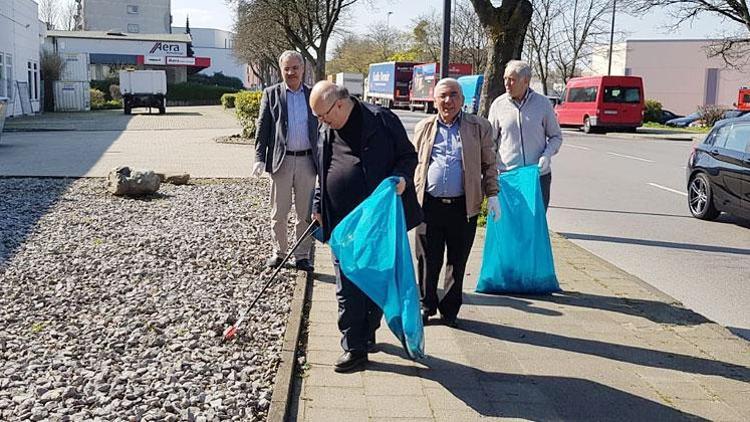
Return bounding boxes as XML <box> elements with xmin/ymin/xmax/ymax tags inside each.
<box><xmin>666</xmin><ymin>112</ymin><xmax>701</xmax><ymax>127</ymax></box>
<box><xmin>714</xmin><ymin>109</ymin><xmax>750</xmax><ymax>126</ymax></box>
<box><xmin>657</xmin><ymin>109</ymin><xmax>682</xmax><ymax>124</ymax></box>
<box><xmin>554</xmin><ymin>75</ymin><xmax>645</xmax><ymax>133</ymax></box>
<box><xmin>686</xmin><ymin>118</ymin><xmax>750</xmax><ymax>220</ymax></box>
<box><xmin>546</xmin><ymin>96</ymin><xmax>561</xmax><ymax>107</ymax></box>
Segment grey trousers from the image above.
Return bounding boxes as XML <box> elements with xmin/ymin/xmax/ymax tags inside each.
<box><xmin>269</xmin><ymin>154</ymin><xmax>316</xmax><ymax>260</ymax></box>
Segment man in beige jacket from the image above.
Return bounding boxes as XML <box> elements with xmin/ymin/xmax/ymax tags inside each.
<box><xmin>412</xmin><ymin>78</ymin><xmax>500</xmax><ymax>327</ymax></box>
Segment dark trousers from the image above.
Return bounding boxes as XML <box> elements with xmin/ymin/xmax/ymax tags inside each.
<box><xmin>541</xmin><ymin>172</ymin><xmax>552</xmax><ymax>210</ymax></box>
<box><xmin>333</xmin><ymin>257</ymin><xmax>382</xmax><ymax>353</ymax></box>
<box><xmin>415</xmin><ymin>194</ymin><xmax>478</xmax><ymax>319</ymax></box>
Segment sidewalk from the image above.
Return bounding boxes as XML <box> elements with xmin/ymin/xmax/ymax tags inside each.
<box><xmin>291</xmin><ymin>230</ymin><xmax>750</xmax><ymax>421</ymax></box>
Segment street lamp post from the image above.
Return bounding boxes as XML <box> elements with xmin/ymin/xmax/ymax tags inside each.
<box><xmin>607</xmin><ymin>0</ymin><xmax>616</xmax><ymax>75</ymax></box>
<box><xmin>386</xmin><ymin>11</ymin><xmax>393</xmax><ymax>30</ymax></box>
<box><xmin>440</xmin><ymin>0</ymin><xmax>451</xmax><ymax>78</ymax></box>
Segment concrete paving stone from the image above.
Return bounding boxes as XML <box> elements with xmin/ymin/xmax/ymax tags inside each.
<box><xmin>367</xmin><ymin>350</ymin><xmax>420</xmax><ymax>367</ymax></box>
<box><xmin>366</xmin><ymin>395</ymin><xmax>433</xmax><ymax>418</ymax></box>
<box><xmin>363</xmin><ymin>374</ymin><xmax>425</xmax><ymax>396</ymax></box>
<box><xmin>371</xmin><ymin>418</ymin><xmax>434</xmax><ymax>422</ymax></box>
<box><xmin>365</xmin><ymin>359</ymin><xmax>421</xmax><ymax>378</ymax></box>
<box><xmin>303</xmin><ymin>365</ymin><xmax>364</xmax><ymax>388</ymax></box>
<box><xmin>671</xmin><ymin>399</ymin><xmax>746</xmax><ymax>421</ymax></box>
<box><xmin>490</xmin><ymin>401</ymin><xmax>562</xmax><ymax>421</ymax></box>
<box><xmin>479</xmin><ymin>381</ymin><xmax>548</xmax><ymax>403</ymax></box>
<box><xmin>306</xmin><ymin>334</ymin><xmax>342</xmax><ymax>352</ymax></box>
<box><xmin>303</xmin><ymin>406</ymin><xmax>368</xmax><ymax>422</ymax></box>
<box><xmin>424</xmin><ymin>387</ymin><xmax>494</xmax><ymax>413</ymax></box>
<box><xmin>306</xmin><ymin>322</ymin><xmax>341</xmax><ymax>337</ymax></box>
<box><xmin>432</xmin><ymin>409</ymin><xmax>498</xmax><ymax>421</ymax></box>
<box><xmin>462</xmin><ymin>351</ymin><xmax>524</xmax><ymax>374</ymax></box>
<box><xmin>713</xmin><ymin>390</ymin><xmax>750</xmax><ymax>417</ymax></box>
<box><xmin>305</xmin><ymin>349</ymin><xmax>343</xmax><ymax>366</ymax></box>
<box><xmin>647</xmin><ymin>381</ymin><xmax>719</xmax><ymax>401</ymax></box>
<box><xmin>302</xmin><ymin>386</ymin><xmax>366</xmax><ymax>409</ymax></box>
<box><xmin>307</xmin><ymin>309</ymin><xmax>339</xmax><ymax>324</ymax></box>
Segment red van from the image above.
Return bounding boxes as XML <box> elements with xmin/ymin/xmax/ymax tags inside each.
<box><xmin>555</xmin><ymin>76</ymin><xmax>645</xmax><ymax>133</ymax></box>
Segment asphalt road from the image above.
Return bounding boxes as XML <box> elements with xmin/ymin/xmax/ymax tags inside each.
<box><xmin>393</xmin><ymin>109</ymin><xmax>750</xmax><ymax>340</ymax></box>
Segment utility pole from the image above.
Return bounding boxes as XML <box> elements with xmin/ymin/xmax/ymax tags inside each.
<box><xmin>607</xmin><ymin>0</ymin><xmax>616</xmax><ymax>75</ymax></box>
<box><xmin>440</xmin><ymin>0</ymin><xmax>451</xmax><ymax>78</ymax></box>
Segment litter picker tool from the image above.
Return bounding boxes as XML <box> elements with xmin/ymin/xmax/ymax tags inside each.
<box><xmin>222</xmin><ymin>220</ymin><xmax>319</xmax><ymax>343</ymax></box>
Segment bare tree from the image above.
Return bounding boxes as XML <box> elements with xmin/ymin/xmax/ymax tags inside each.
<box><xmin>468</xmin><ymin>0</ymin><xmax>533</xmax><ymax>117</ymax></box>
<box><xmin>550</xmin><ymin>0</ymin><xmax>612</xmax><ymax>83</ymax></box>
<box><xmin>233</xmin><ymin>1</ymin><xmax>291</xmax><ymax>87</ymax></box>
<box><xmin>38</xmin><ymin>0</ymin><xmax>60</xmax><ymax>30</ymax></box>
<box><xmin>410</xmin><ymin>12</ymin><xmax>442</xmax><ymax>62</ymax></box>
<box><xmin>366</xmin><ymin>20</ymin><xmax>405</xmax><ymax>61</ymax></box>
<box><xmin>60</xmin><ymin>0</ymin><xmax>78</xmax><ymax>31</ymax></box>
<box><xmin>233</xmin><ymin>0</ymin><xmax>362</xmax><ymax>81</ymax></box>
<box><xmin>451</xmin><ymin>0</ymin><xmax>488</xmax><ymax>72</ymax></box>
<box><xmin>633</xmin><ymin>0</ymin><xmax>750</xmax><ymax>67</ymax></box>
<box><xmin>525</xmin><ymin>0</ymin><xmax>560</xmax><ymax>95</ymax></box>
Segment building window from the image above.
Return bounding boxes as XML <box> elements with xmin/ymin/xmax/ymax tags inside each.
<box><xmin>0</xmin><ymin>54</ymin><xmax>5</xmax><ymax>97</ymax></box>
<box><xmin>5</xmin><ymin>54</ymin><xmax>13</xmax><ymax>100</ymax></box>
<box><xmin>127</xmin><ymin>5</ymin><xmax>139</xmax><ymax>14</ymax></box>
<box><xmin>127</xmin><ymin>24</ymin><xmax>140</xmax><ymax>33</ymax></box>
<box><xmin>27</xmin><ymin>61</ymin><xmax>39</xmax><ymax>101</ymax></box>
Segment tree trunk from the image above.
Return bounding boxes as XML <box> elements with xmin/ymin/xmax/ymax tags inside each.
<box><xmin>471</xmin><ymin>0</ymin><xmax>533</xmax><ymax>117</ymax></box>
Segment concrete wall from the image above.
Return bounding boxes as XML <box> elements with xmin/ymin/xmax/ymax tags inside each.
<box><xmin>590</xmin><ymin>40</ymin><xmax>750</xmax><ymax>115</ymax></box>
<box><xmin>0</xmin><ymin>0</ymin><xmax>43</xmax><ymax>117</ymax></box>
<box><xmin>82</xmin><ymin>0</ymin><xmax>171</xmax><ymax>34</ymax></box>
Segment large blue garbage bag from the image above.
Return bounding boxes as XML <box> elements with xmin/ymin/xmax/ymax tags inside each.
<box><xmin>477</xmin><ymin>165</ymin><xmax>560</xmax><ymax>294</ymax></box>
<box><xmin>329</xmin><ymin>177</ymin><xmax>425</xmax><ymax>359</ymax></box>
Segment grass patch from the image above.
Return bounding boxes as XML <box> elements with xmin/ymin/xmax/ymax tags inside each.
<box><xmin>642</xmin><ymin>122</ymin><xmax>710</xmax><ymax>134</ymax></box>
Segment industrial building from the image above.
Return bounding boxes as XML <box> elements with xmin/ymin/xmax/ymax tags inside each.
<box><xmin>590</xmin><ymin>40</ymin><xmax>750</xmax><ymax>115</ymax></box>
<box><xmin>0</xmin><ymin>0</ymin><xmax>44</xmax><ymax>117</ymax></box>
<box><xmin>74</xmin><ymin>0</ymin><xmax>172</xmax><ymax>34</ymax></box>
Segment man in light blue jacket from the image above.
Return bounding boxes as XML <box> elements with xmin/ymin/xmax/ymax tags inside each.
<box><xmin>487</xmin><ymin>60</ymin><xmax>563</xmax><ymax>209</ymax></box>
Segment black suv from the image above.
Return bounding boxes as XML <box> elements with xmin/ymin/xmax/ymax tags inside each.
<box><xmin>687</xmin><ymin>118</ymin><xmax>750</xmax><ymax>220</ymax></box>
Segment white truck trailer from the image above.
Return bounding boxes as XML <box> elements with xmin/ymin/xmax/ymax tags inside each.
<box><xmin>119</xmin><ymin>70</ymin><xmax>167</xmax><ymax>115</ymax></box>
<box><xmin>335</xmin><ymin>72</ymin><xmax>364</xmax><ymax>98</ymax></box>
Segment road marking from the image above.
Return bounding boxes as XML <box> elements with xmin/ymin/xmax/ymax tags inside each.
<box><xmin>565</xmin><ymin>144</ymin><xmax>591</xmax><ymax>150</ymax></box>
<box><xmin>607</xmin><ymin>152</ymin><xmax>655</xmax><ymax>163</ymax></box>
<box><xmin>648</xmin><ymin>183</ymin><xmax>687</xmax><ymax>197</ymax></box>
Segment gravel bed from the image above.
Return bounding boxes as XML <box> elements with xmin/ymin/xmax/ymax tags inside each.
<box><xmin>0</xmin><ymin>178</ymin><xmax>297</xmax><ymax>421</ymax></box>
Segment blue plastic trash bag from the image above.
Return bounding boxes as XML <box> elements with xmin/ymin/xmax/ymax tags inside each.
<box><xmin>329</xmin><ymin>177</ymin><xmax>425</xmax><ymax>359</ymax></box>
<box><xmin>477</xmin><ymin>165</ymin><xmax>560</xmax><ymax>294</ymax></box>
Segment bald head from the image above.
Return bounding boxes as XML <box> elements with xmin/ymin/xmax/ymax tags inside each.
<box><xmin>310</xmin><ymin>80</ymin><xmax>352</xmax><ymax>129</ymax></box>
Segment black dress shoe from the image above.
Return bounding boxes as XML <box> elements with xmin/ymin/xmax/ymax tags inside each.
<box><xmin>294</xmin><ymin>258</ymin><xmax>314</xmax><ymax>272</ymax></box>
<box><xmin>441</xmin><ymin>315</ymin><xmax>458</xmax><ymax>328</ymax></box>
<box><xmin>421</xmin><ymin>309</ymin><xmax>435</xmax><ymax>324</ymax></box>
<box><xmin>334</xmin><ymin>351</ymin><xmax>367</xmax><ymax>373</ymax></box>
<box><xmin>265</xmin><ymin>255</ymin><xmax>283</xmax><ymax>268</ymax></box>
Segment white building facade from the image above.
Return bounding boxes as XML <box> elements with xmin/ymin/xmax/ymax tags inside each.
<box><xmin>591</xmin><ymin>40</ymin><xmax>750</xmax><ymax>115</ymax></box>
<box><xmin>0</xmin><ymin>0</ymin><xmax>43</xmax><ymax>117</ymax></box>
<box><xmin>76</xmin><ymin>0</ymin><xmax>172</xmax><ymax>34</ymax></box>
<box><xmin>172</xmin><ymin>26</ymin><xmax>251</xmax><ymax>88</ymax></box>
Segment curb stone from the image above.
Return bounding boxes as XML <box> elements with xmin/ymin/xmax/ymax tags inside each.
<box><xmin>267</xmin><ymin>270</ymin><xmax>312</xmax><ymax>422</ymax></box>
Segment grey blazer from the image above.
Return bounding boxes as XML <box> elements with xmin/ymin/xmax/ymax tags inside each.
<box><xmin>254</xmin><ymin>83</ymin><xmax>319</xmax><ymax>174</ymax></box>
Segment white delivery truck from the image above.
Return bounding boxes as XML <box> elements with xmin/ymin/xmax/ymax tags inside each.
<box><xmin>119</xmin><ymin>69</ymin><xmax>167</xmax><ymax>115</ymax></box>
<box><xmin>335</xmin><ymin>72</ymin><xmax>364</xmax><ymax>98</ymax></box>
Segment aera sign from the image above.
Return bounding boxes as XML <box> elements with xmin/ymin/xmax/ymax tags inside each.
<box><xmin>148</xmin><ymin>42</ymin><xmax>185</xmax><ymax>57</ymax></box>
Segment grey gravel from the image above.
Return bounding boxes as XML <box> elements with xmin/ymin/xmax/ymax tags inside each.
<box><xmin>0</xmin><ymin>178</ymin><xmax>299</xmax><ymax>421</ymax></box>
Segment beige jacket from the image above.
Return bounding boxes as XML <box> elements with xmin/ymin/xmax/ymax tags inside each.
<box><xmin>412</xmin><ymin>112</ymin><xmax>498</xmax><ymax>219</ymax></box>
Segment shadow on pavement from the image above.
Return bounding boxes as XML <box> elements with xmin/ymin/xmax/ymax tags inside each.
<box><xmin>465</xmin><ymin>291</ymin><xmax>710</xmax><ymax>326</ymax></box>
<box><xmin>559</xmin><ymin>232</ymin><xmax>750</xmax><ymax>256</ymax></box>
<box><xmin>373</xmin><ymin>344</ymin><xmax>709</xmax><ymax>421</ymax></box>
<box><xmin>550</xmin><ymin>205</ymin><xmax>693</xmax><ymax>219</ymax></box>
<box><xmin>458</xmin><ymin>318</ymin><xmax>750</xmax><ymax>383</ymax></box>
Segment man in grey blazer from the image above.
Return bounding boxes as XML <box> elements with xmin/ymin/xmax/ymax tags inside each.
<box><xmin>253</xmin><ymin>50</ymin><xmax>319</xmax><ymax>272</ymax></box>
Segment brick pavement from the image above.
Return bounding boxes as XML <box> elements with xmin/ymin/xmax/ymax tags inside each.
<box><xmin>292</xmin><ymin>231</ymin><xmax>750</xmax><ymax>421</ymax></box>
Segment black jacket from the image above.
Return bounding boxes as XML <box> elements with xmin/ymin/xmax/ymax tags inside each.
<box><xmin>312</xmin><ymin>98</ymin><xmax>422</xmax><ymax>241</ymax></box>
<box><xmin>254</xmin><ymin>83</ymin><xmax>319</xmax><ymax>174</ymax></box>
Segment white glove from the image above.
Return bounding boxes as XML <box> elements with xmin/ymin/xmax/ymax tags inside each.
<box><xmin>538</xmin><ymin>155</ymin><xmax>551</xmax><ymax>174</ymax></box>
<box><xmin>252</xmin><ymin>162</ymin><xmax>265</xmax><ymax>178</ymax></box>
<box><xmin>487</xmin><ymin>196</ymin><xmax>501</xmax><ymax>222</ymax></box>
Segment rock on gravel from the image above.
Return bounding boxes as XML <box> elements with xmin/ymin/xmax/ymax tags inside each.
<box><xmin>0</xmin><ymin>178</ymin><xmax>300</xmax><ymax>421</ymax></box>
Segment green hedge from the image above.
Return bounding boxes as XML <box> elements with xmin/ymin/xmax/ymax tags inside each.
<box><xmin>235</xmin><ymin>91</ymin><xmax>263</xmax><ymax>138</ymax></box>
<box><xmin>221</xmin><ymin>93</ymin><xmax>238</xmax><ymax>109</ymax></box>
<box><xmin>166</xmin><ymin>82</ymin><xmax>240</xmax><ymax>103</ymax></box>
<box><xmin>644</xmin><ymin>99</ymin><xmax>663</xmax><ymax>123</ymax></box>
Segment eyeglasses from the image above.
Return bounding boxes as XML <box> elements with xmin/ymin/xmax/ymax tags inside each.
<box><xmin>314</xmin><ymin>100</ymin><xmax>338</xmax><ymax>120</ymax></box>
